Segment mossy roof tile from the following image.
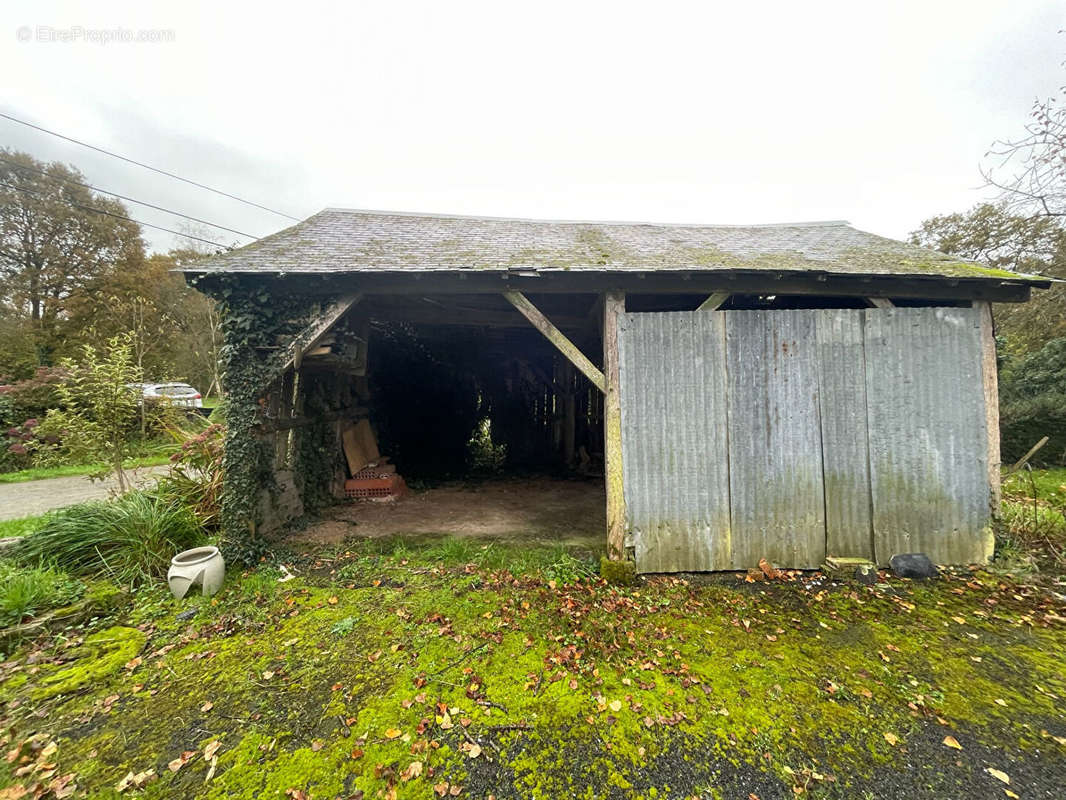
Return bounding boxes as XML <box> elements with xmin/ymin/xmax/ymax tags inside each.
<box><xmin>186</xmin><ymin>208</ymin><xmax>1048</xmax><ymax>284</ymax></box>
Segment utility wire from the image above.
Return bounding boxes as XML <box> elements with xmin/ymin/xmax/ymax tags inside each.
<box><xmin>0</xmin><ymin>180</ymin><xmax>233</xmax><ymax>250</ymax></box>
<box><xmin>0</xmin><ymin>111</ymin><xmax>301</xmax><ymax>221</ymax></box>
<box><xmin>0</xmin><ymin>156</ymin><xmax>259</xmax><ymax>240</ymax></box>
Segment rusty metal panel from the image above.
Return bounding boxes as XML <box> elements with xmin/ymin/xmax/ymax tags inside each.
<box><xmin>618</xmin><ymin>311</ymin><xmax>732</xmax><ymax>572</ymax></box>
<box><xmin>725</xmin><ymin>310</ymin><xmax>826</xmax><ymax>569</ymax></box>
<box><xmin>864</xmin><ymin>307</ymin><xmax>992</xmax><ymax>565</ymax></box>
<box><xmin>815</xmin><ymin>310</ymin><xmax>874</xmax><ymax>559</ymax></box>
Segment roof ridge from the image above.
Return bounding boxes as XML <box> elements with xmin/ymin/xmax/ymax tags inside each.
<box><xmin>318</xmin><ymin>207</ymin><xmax>851</xmax><ymax>230</ymax></box>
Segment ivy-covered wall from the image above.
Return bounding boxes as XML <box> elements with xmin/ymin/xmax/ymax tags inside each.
<box><xmin>202</xmin><ymin>277</ymin><xmax>363</xmax><ymax>565</ymax></box>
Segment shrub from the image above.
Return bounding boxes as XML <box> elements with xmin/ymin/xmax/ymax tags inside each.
<box><xmin>153</xmin><ymin>422</ymin><xmax>224</xmax><ymax>530</ymax></box>
<box><xmin>33</xmin><ymin>335</ymin><xmax>178</xmax><ymax>490</ymax></box>
<box><xmin>999</xmin><ymin>392</ymin><xmax>1066</xmax><ymax>466</ymax></box>
<box><xmin>0</xmin><ymin>367</ymin><xmax>67</xmax><ymax>428</ymax></box>
<box><xmin>999</xmin><ymin>337</ymin><xmax>1066</xmax><ymax>466</ymax></box>
<box><xmin>16</xmin><ymin>492</ymin><xmax>204</xmax><ymax>585</ymax></box>
<box><xmin>0</xmin><ymin>561</ymin><xmax>84</xmax><ymax>627</ymax></box>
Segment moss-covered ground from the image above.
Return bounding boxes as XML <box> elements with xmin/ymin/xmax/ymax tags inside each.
<box><xmin>2</xmin><ymin>537</ymin><xmax>1065</xmax><ymax>799</ymax></box>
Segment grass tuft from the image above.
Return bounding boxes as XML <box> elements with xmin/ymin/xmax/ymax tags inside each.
<box><xmin>0</xmin><ymin>561</ymin><xmax>84</xmax><ymax>627</ymax></box>
<box><xmin>15</xmin><ymin>491</ymin><xmax>205</xmax><ymax>586</ymax></box>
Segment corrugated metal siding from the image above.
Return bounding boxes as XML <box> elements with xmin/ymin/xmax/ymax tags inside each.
<box><xmin>815</xmin><ymin>311</ymin><xmax>874</xmax><ymax>558</ymax></box>
<box><xmin>864</xmin><ymin>307</ymin><xmax>991</xmax><ymax>565</ymax></box>
<box><xmin>618</xmin><ymin>306</ymin><xmax>992</xmax><ymax>573</ymax></box>
<box><xmin>618</xmin><ymin>312</ymin><xmax>731</xmax><ymax>572</ymax></box>
<box><xmin>726</xmin><ymin>311</ymin><xmax>826</xmax><ymax>569</ymax></box>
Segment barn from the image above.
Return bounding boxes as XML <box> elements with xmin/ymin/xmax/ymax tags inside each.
<box><xmin>185</xmin><ymin>209</ymin><xmax>1049</xmax><ymax>573</ymax></box>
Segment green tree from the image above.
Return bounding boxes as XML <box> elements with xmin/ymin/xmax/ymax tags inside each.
<box><xmin>63</xmin><ymin>249</ymin><xmax>223</xmax><ymax>398</ymax></box>
<box><xmin>910</xmin><ymin>204</ymin><xmax>1066</xmax><ymax>352</ymax></box>
<box><xmin>36</xmin><ymin>333</ymin><xmax>162</xmax><ymax>491</ymax></box>
<box><xmin>0</xmin><ymin>149</ymin><xmax>145</xmax><ymax>360</ymax></box>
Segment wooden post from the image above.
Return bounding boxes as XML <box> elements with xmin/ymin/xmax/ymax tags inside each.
<box><xmin>503</xmin><ymin>291</ymin><xmax>607</xmax><ymax>393</ymax></box>
<box><xmin>975</xmin><ymin>301</ymin><xmax>1001</xmax><ymax>513</ymax></box>
<box><xmin>603</xmin><ymin>290</ymin><xmax>626</xmax><ymax>561</ymax></box>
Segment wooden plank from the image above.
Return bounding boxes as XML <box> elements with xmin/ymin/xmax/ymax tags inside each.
<box><xmin>864</xmin><ymin>307</ymin><xmax>991</xmax><ymax>565</ymax></box>
<box><xmin>726</xmin><ymin>310</ymin><xmax>826</xmax><ymax>569</ymax></box>
<box><xmin>815</xmin><ymin>310</ymin><xmax>874</xmax><ymax>559</ymax></box>
<box><xmin>975</xmin><ymin>301</ymin><xmax>1001</xmax><ymax>515</ymax></box>
<box><xmin>697</xmin><ymin>291</ymin><xmax>730</xmax><ymax>311</ymax></box>
<box><xmin>618</xmin><ymin>311</ymin><xmax>732</xmax><ymax>572</ymax></box>
<box><xmin>503</xmin><ymin>291</ymin><xmax>607</xmax><ymax>393</ymax></box>
<box><xmin>341</xmin><ymin>424</ymin><xmax>369</xmax><ymax>476</ymax></box>
<box><xmin>603</xmin><ymin>291</ymin><xmax>626</xmax><ymax>560</ymax></box>
<box><xmin>353</xmin><ymin>418</ymin><xmax>380</xmax><ymax>463</ymax></box>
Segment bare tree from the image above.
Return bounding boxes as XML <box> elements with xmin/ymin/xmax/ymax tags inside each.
<box><xmin>983</xmin><ymin>80</ymin><xmax>1066</xmax><ymax>218</ymax></box>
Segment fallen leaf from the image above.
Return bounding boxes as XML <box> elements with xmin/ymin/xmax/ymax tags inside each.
<box><xmin>384</xmin><ymin>728</ymin><xmax>402</xmax><ymax>739</ymax></box>
<box><xmin>203</xmin><ymin>740</ymin><xmax>222</xmax><ymax>761</ymax></box>
<box><xmin>115</xmin><ymin>769</ymin><xmax>155</xmax><ymax>793</ymax></box>
<box><xmin>328</xmin><ymin>596</ymin><xmax>339</xmax><ymax>605</ymax></box>
<box><xmin>402</xmin><ymin>761</ymin><xmax>423</xmax><ymax>780</ymax></box>
<box><xmin>985</xmin><ymin>768</ymin><xmax>1010</xmax><ymax>784</ymax></box>
<box><xmin>883</xmin><ymin>732</ymin><xmax>899</xmax><ymax>746</ymax></box>
<box><xmin>942</xmin><ymin>735</ymin><xmax>962</xmax><ymax>750</ymax></box>
<box><xmin>608</xmin><ymin>700</ymin><xmax>622</xmax><ymax>713</ymax></box>
<box><xmin>200</xmin><ymin>701</ymin><xmax>214</xmax><ymax>713</ymax></box>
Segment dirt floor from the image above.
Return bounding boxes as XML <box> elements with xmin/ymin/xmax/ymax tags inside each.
<box><xmin>296</xmin><ymin>476</ymin><xmax>606</xmax><ymax>549</ymax></box>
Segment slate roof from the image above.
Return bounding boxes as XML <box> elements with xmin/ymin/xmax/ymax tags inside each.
<box><xmin>185</xmin><ymin>208</ymin><xmax>1047</xmax><ymax>284</ymax></box>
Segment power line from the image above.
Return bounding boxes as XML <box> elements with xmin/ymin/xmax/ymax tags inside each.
<box><xmin>0</xmin><ymin>156</ymin><xmax>260</xmax><ymax>240</ymax></box>
<box><xmin>0</xmin><ymin>180</ymin><xmax>233</xmax><ymax>250</ymax></box>
<box><xmin>0</xmin><ymin>111</ymin><xmax>301</xmax><ymax>221</ymax></box>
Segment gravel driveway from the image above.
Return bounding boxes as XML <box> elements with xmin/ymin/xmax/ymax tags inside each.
<box><xmin>0</xmin><ymin>465</ymin><xmax>170</xmax><ymax>520</ymax></box>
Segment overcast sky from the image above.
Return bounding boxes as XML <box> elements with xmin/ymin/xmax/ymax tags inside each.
<box><xmin>2</xmin><ymin>1</ymin><xmax>1063</xmax><ymax>253</ymax></box>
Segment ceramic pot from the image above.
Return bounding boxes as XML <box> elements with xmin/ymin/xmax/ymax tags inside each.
<box><xmin>168</xmin><ymin>546</ymin><xmax>225</xmax><ymax>599</ymax></box>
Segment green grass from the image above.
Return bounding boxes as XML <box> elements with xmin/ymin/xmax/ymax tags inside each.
<box><xmin>0</xmin><ymin>561</ymin><xmax>84</xmax><ymax>627</ymax></box>
<box><xmin>0</xmin><ymin>454</ymin><xmax>170</xmax><ymax>484</ymax></box>
<box><xmin>999</xmin><ymin>467</ymin><xmax>1066</xmax><ymax>572</ymax></box>
<box><xmin>16</xmin><ymin>491</ymin><xmax>205</xmax><ymax>585</ymax></box>
<box><xmin>0</xmin><ymin>515</ymin><xmax>48</xmax><ymax>539</ymax></box>
<box><xmin>1003</xmin><ymin>466</ymin><xmax>1066</xmax><ymax>504</ymax></box>
<box><xmin>3</xmin><ymin>541</ymin><xmax>1066</xmax><ymax>798</ymax></box>
<box><xmin>201</xmin><ymin>396</ymin><xmax>222</xmax><ymax>409</ymax></box>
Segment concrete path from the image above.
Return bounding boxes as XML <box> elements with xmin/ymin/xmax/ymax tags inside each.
<box><xmin>0</xmin><ymin>465</ymin><xmax>171</xmax><ymax>521</ymax></box>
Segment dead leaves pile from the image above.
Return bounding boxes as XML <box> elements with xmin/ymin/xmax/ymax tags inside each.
<box><xmin>1</xmin><ymin>733</ymin><xmax>76</xmax><ymax>799</ymax></box>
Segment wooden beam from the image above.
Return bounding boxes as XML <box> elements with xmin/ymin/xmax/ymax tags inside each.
<box><xmin>196</xmin><ymin>271</ymin><xmax>1041</xmax><ymax>303</ymax></box>
<box><xmin>697</xmin><ymin>291</ymin><xmax>730</xmax><ymax>310</ymax></box>
<box><xmin>503</xmin><ymin>291</ymin><xmax>606</xmax><ymax>393</ymax></box>
<box><xmin>603</xmin><ymin>290</ymin><xmax>626</xmax><ymax>561</ymax></box>
<box><xmin>283</xmin><ymin>294</ymin><xmax>363</xmax><ymax>374</ymax></box>
<box><xmin>865</xmin><ymin>297</ymin><xmax>894</xmax><ymax>309</ymax></box>
<box><xmin>976</xmin><ymin>301</ymin><xmax>1001</xmax><ymax>518</ymax></box>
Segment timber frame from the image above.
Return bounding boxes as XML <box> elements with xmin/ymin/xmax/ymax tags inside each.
<box><xmin>187</xmin><ymin>209</ymin><xmax>1050</xmax><ymax>571</ymax></box>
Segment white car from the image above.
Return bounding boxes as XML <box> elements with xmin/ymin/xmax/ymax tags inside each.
<box><xmin>132</xmin><ymin>382</ymin><xmax>204</xmax><ymax>408</ymax></box>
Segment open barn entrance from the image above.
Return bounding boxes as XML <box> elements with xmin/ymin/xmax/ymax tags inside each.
<box><xmin>303</xmin><ymin>292</ymin><xmax>610</xmax><ymax>548</ymax></box>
